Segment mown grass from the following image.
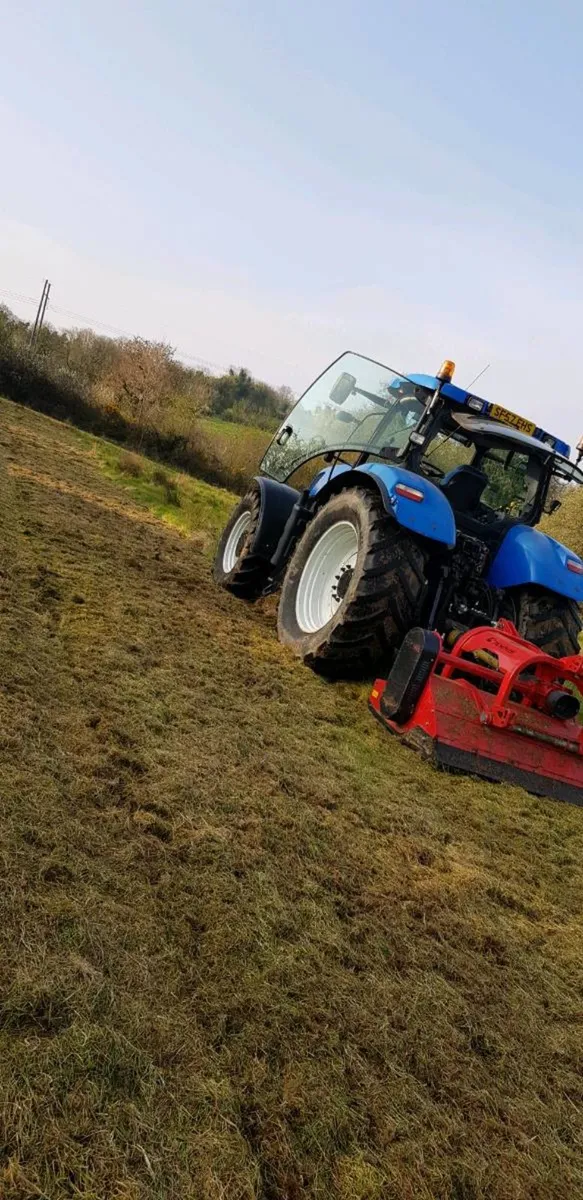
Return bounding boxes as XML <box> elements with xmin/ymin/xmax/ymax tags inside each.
<box><xmin>2</xmin><ymin>396</ymin><xmax>583</xmax><ymax>1199</ymax></box>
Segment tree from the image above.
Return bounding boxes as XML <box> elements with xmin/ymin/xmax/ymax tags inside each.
<box><xmin>98</xmin><ymin>338</ymin><xmax>175</xmax><ymax>441</ymax></box>
<box><xmin>0</xmin><ymin>304</ymin><xmax>27</xmax><ymax>349</ymax></box>
<box><xmin>276</xmin><ymin>385</ymin><xmax>296</xmax><ymax>416</ymax></box>
<box><xmin>210</xmin><ymin>367</ymin><xmax>288</xmax><ymax>428</ymax></box>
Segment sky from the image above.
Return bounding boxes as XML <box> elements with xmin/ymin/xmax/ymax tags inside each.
<box><xmin>2</xmin><ymin>0</ymin><xmax>583</xmax><ymax>447</ymax></box>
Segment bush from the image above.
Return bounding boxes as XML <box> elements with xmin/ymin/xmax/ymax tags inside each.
<box><xmin>211</xmin><ymin>367</ymin><xmax>287</xmax><ymax>427</ymax></box>
<box><xmin>99</xmin><ymin>338</ymin><xmax>175</xmax><ymax>435</ymax></box>
<box><xmin>118</xmin><ymin>452</ymin><xmax>144</xmax><ymax>478</ymax></box>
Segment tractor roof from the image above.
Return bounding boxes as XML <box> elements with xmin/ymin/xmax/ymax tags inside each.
<box><xmin>452</xmin><ymin>413</ymin><xmax>561</xmax><ymax>454</ymax></box>
<box><xmin>408</xmin><ymin>373</ymin><xmax>571</xmax><ymax>458</ymax></box>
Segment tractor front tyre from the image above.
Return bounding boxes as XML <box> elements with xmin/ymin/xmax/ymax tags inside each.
<box><xmin>213</xmin><ymin>486</ymin><xmax>270</xmax><ymax>600</ymax></box>
<box><xmin>511</xmin><ymin>588</ymin><xmax>582</xmax><ymax>658</ymax></box>
<box><xmin>277</xmin><ymin>487</ymin><xmax>427</xmax><ymax>676</ymax></box>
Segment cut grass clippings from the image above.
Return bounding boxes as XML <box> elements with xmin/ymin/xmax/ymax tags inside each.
<box><xmin>1</xmin><ymin>396</ymin><xmax>583</xmax><ymax>1199</ymax></box>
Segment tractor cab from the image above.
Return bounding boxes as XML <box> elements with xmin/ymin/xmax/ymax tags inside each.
<box><xmin>413</xmin><ymin>412</ymin><xmax>583</xmax><ymax>543</ymax></box>
<box><xmin>261</xmin><ymin>351</ymin><xmax>582</xmax><ymax>537</ymax></box>
<box><xmin>261</xmin><ymin>353</ymin><xmax>433</xmax><ymax>482</ymax></box>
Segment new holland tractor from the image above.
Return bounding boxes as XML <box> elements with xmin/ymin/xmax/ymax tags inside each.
<box><xmin>214</xmin><ymin>353</ymin><xmax>583</xmax><ymax>679</ymax></box>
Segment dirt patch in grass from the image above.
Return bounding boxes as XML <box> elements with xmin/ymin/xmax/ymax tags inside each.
<box><xmin>1</xmin><ymin>397</ymin><xmax>583</xmax><ymax>1199</ymax></box>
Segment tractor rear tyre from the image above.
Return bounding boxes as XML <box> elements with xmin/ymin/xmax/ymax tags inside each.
<box><xmin>511</xmin><ymin>588</ymin><xmax>582</xmax><ymax>658</ymax></box>
<box><xmin>213</xmin><ymin>485</ymin><xmax>270</xmax><ymax>600</ymax></box>
<box><xmin>277</xmin><ymin>487</ymin><xmax>427</xmax><ymax>676</ymax></box>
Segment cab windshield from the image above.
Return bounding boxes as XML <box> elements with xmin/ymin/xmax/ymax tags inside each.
<box><xmin>262</xmin><ymin>352</ymin><xmax>431</xmax><ymax>481</ymax></box>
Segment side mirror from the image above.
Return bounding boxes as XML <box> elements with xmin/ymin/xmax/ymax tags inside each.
<box><xmin>544</xmin><ymin>497</ymin><xmax>562</xmax><ymax>516</ymax></box>
<box><xmin>329</xmin><ymin>372</ymin><xmax>356</xmax><ymax>405</ymax></box>
<box><xmin>334</xmin><ymin>409</ymin><xmax>355</xmax><ymax>424</ymax></box>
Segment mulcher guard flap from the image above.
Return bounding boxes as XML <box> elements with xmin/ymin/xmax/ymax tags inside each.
<box><xmin>369</xmin><ymin>623</ymin><xmax>583</xmax><ymax>806</ymax></box>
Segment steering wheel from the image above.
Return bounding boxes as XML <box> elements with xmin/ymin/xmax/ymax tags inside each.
<box><xmin>472</xmin><ymin>503</ymin><xmax>497</xmax><ymax>524</ymax></box>
<box><xmin>422</xmin><ymin>461</ymin><xmax>443</xmax><ymax>481</ymax></box>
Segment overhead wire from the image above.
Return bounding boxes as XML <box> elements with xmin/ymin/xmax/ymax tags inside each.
<box><xmin>0</xmin><ymin>285</ymin><xmax>229</xmax><ymax>374</ymax></box>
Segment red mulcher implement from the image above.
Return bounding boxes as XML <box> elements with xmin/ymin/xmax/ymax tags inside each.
<box><xmin>369</xmin><ymin>621</ymin><xmax>583</xmax><ymax>805</ymax></box>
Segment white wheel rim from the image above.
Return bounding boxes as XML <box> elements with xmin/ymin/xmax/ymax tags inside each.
<box><xmin>223</xmin><ymin>510</ymin><xmax>252</xmax><ymax>573</ymax></box>
<box><xmin>295</xmin><ymin>521</ymin><xmax>359</xmax><ymax>633</ymax></box>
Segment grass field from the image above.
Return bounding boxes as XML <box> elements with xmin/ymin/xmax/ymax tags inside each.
<box><xmin>2</xmin><ymin>397</ymin><xmax>583</xmax><ymax>1200</ymax></box>
<box><xmin>198</xmin><ymin>416</ymin><xmax>273</xmax><ymax>443</ymax></box>
<box><xmin>96</xmin><ymin>441</ymin><xmax>237</xmax><ymax>543</ymax></box>
<box><xmin>196</xmin><ymin>416</ymin><xmax>272</xmax><ymax>493</ymax></box>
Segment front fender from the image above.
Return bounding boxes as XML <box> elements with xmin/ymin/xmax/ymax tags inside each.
<box><xmin>308</xmin><ymin>463</ymin><xmax>456</xmax><ymax>548</ymax></box>
<box><xmin>253</xmin><ymin>476</ymin><xmax>300</xmax><ymax>558</ymax></box>
<box><xmin>488</xmin><ymin>525</ymin><xmax>583</xmax><ymax>603</ymax></box>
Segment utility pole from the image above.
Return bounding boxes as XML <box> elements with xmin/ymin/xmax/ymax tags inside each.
<box><xmin>29</xmin><ymin>279</ymin><xmax>51</xmax><ymax>349</ymax></box>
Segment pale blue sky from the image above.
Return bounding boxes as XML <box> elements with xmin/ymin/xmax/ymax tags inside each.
<box><xmin>2</xmin><ymin>0</ymin><xmax>583</xmax><ymax>445</ymax></box>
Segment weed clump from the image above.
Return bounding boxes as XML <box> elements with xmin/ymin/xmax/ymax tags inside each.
<box><xmin>118</xmin><ymin>451</ymin><xmax>144</xmax><ymax>478</ymax></box>
<box><xmin>152</xmin><ymin>466</ymin><xmax>180</xmax><ymax>506</ymax></box>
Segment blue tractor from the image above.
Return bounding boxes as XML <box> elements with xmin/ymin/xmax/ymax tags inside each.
<box><xmin>214</xmin><ymin>353</ymin><xmax>583</xmax><ymax>675</ymax></box>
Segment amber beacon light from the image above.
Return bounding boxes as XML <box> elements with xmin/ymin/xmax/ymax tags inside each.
<box><xmin>436</xmin><ymin>359</ymin><xmax>456</xmax><ymax>383</ymax></box>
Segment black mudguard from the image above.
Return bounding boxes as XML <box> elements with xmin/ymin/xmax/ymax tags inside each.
<box><xmin>253</xmin><ymin>476</ymin><xmax>301</xmax><ymax>561</ymax></box>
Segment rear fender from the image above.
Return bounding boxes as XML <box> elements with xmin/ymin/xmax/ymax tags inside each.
<box><xmin>488</xmin><ymin>525</ymin><xmax>583</xmax><ymax>604</ymax></box>
<box><xmin>252</xmin><ymin>476</ymin><xmax>301</xmax><ymax>558</ymax></box>
<box><xmin>308</xmin><ymin>463</ymin><xmax>456</xmax><ymax>548</ymax></box>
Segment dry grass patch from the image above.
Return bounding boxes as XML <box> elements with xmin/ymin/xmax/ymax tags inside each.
<box><xmin>118</xmin><ymin>450</ymin><xmax>145</xmax><ymax>478</ymax></box>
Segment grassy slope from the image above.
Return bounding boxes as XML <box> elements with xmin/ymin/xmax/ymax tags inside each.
<box><xmin>96</xmin><ymin>441</ymin><xmax>237</xmax><ymax>542</ymax></box>
<box><xmin>198</xmin><ymin>415</ymin><xmax>273</xmax><ymax>442</ymax></box>
<box><xmin>1</xmin><ymin>398</ymin><xmax>583</xmax><ymax>1200</ymax></box>
<box><xmin>197</xmin><ymin>416</ymin><xmax>272</xmax><ymax>492</ymax></box>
